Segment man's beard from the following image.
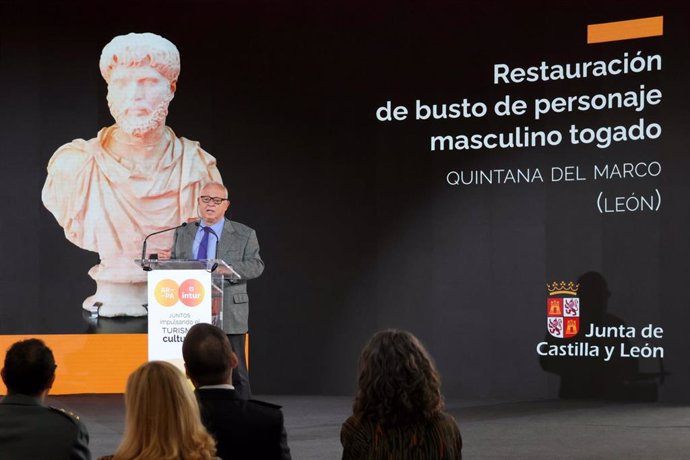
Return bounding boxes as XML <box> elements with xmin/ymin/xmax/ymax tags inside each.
<box><xmin>109</xmin><ymin>94</ymin><xmax>173</xmax><ymax>137</ymax></box>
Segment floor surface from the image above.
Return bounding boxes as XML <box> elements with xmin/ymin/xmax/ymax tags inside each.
<box><xmin>47</xmin><ymin>395</ymin><xmax>690</xmax><ymax>459</ymax></box>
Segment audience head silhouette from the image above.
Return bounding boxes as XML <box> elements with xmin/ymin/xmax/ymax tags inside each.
<box><xmin>342</xmin><ymin>329</ymin><xmax>462</xmax><ymax>458</ymax></box>
<box><xmin>354</xmin><ymin>329</ymin><xmax>443</xmax><ymax>427</ymax></box>
<box><xmin>182</xmin><ymin>323</ymin><xmax>238</xmax><ymax>387</ymax></box>
<box><xmin>112</xmin><ymin>361</ymin><xmax>216</xmax><ymax>460</ymax></box>
<box><xmin>1</xmin><ymin>338</ymin><xmax>56</xmax><ymax>397</ymax></box>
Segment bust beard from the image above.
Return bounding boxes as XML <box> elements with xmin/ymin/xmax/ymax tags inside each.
<box><xmin>109</xmin><ymin>94</ymin><xmax>173</xmax><ymax>137</ymax></box>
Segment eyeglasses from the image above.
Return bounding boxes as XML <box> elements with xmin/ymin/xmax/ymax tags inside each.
<box><xmin>199</xmin><ymin>196</ymin><xmax>228</xmax><ymax>205</ymax></box>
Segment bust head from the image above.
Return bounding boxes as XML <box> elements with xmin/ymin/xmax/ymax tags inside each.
<box><xmin>100</xmin><ymin>33</ymin><xmax>180</xmax><ymax>136</ymax></box>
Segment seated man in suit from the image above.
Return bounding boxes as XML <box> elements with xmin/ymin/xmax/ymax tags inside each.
<box><xmin>0</xmin><ymin>339</ymin><xmax>91</xmax><ymax>460</ymax></box>
<box><xmin>182</xmin><ymin>323</ymin><xmax>291</xmax><ymax>460</ymax></box>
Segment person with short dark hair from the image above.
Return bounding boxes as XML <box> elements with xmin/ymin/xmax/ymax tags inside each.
<box><xmin>182</xmin><ymin>323</ymin><xmax>290</xmax><ymax>460</ymax></box>
<box><xmin>341</xmin><ymin>329</ymin><xmax>462</xmax><ymax>459</ymax></box>
<box><xmin>0</xmin><ymin>338</ymin><xmax>91</xmax><ymax>460</ymax></box>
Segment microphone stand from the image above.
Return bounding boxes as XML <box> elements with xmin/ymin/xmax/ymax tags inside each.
<box><xmin>141</xmin><ymin>222</ymin><xmax>188</xmax><ymax>271</ymax></box>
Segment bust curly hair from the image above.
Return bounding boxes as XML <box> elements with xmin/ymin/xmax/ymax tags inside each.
<box><xmin>99</xmin><ymin>32</ymin><xmax>180</xmax><ymax>84</ymax></box>
<box><xmin>353</xmin><ymin>329</ymin><xmax>443</xmax><ymax>427</ymax></box>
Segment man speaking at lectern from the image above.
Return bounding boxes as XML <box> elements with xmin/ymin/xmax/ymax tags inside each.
<box><xmin>160</xmin><ymin>181</ymin><xmax>264</xmax><ymax>399</ymax></box>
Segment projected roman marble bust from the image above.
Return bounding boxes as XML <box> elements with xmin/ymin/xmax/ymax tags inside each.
<box><xmin>42</xmin><ymin>33</ymin><xmax>222</xmax><ymax>317</ymax></box>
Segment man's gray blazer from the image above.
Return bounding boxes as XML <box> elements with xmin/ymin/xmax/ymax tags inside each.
<box><xmin>171</xmin><ymin>218</ymin><xmax>264</xmax><ymax>334</ymax></box>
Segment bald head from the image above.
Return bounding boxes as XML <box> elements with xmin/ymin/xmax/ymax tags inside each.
<box><xmin>198</xmin><ymin>182</ymin><xmax>230</xmax><ymax>225</ymax></box>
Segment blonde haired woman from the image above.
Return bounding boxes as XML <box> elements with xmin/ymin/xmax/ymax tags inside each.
<box><xmin>99</xmin><ymin>361</ymin><xmax>217</xmax><ymax>460</ymax></box>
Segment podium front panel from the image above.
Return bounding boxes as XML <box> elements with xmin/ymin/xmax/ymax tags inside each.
<box><xmin>147</xmin><ymin>269</ymin><xmax>212</xmax><ymax>364</ymax></box>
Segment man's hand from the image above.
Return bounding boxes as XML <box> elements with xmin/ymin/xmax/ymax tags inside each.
<box><xmin>158</xmin><ymin>249</ymin><xmax>172</xmax><ymax>260</ymax></box>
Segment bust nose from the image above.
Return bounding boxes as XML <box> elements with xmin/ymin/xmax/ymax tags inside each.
<box><xmin>125</xmin><ymin>82</ymin><xmax>146</xmax><ymax>101</ymax></box>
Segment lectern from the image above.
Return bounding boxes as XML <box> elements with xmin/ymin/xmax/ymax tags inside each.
<box><xmin>138</xmin><ymin>258</ymin><xmax>239</xmax><ymax>363</ymax></box>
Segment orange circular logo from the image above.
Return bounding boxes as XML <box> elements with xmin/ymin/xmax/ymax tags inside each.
<box><xmin>179</xmin><ymin>279</ymin><xmax>205</xmax><ymax>307</ymax></box>
<box><xmin>154</xmin><ymin>279</ymin><xmax>179</xmax><ymax>307</ymax></box>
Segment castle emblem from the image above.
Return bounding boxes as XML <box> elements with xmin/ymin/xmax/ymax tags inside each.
<box><xmin>546</xmin><ymin>281</ymin><xmax>580</xmax><ymax>339</ymax></box>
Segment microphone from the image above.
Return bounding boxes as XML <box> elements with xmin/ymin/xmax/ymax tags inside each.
<box><xmin>195</xmin><ymin>222</ymin><xmax>219</xmax><ymax>271</ymax></box>
<box><xmin>141</xmin><ymin>222</ymin><xmax>188</xmax><ymax>269</ymax></box>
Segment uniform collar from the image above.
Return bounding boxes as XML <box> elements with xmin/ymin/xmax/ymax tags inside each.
<box><xmin>0</xmin><ymin>393</ymin><xmax>44</xmax><ymax>406</ymax></box>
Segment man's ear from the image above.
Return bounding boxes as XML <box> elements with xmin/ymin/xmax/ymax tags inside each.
<box><xmin>38</xmin><ymin>373</ymin><xmax>56</xmax><ymax>400</ymax></box>
<box><xmin>46</xmin><ymin>372</ymin><xmax>56</xmax><ymax>390</ymax></box>
<box><xmin>230</xmin><ymin>352</ymin><xmax>239</xmax><ymax>370</ymax></box>
<box><xmin>184</xmin><ymin>363</ymin><xmax>198</xmax><ymax>387</ymax></box>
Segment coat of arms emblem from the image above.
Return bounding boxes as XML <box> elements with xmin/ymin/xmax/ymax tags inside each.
<box><xmin>546</xmin><ymin>281</ymin><xmax>580</xmax><ymax>338</ymax></box>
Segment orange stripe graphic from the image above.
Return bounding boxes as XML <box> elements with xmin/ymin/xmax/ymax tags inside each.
<box><xmin>0</xmin><ymin>334</ymin><xmax>147</xmax><ymax>394</ymax></box>
<box><xmin>588</xmin><ymin>16</ymin><xmax>663</xmax><ymax>44</ymax></box>
<box><xmin>0</xmin><ymin>332</ymin><xmax>251</xmax><ymax>394</ymax></box>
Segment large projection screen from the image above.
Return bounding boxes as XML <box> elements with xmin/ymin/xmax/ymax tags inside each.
<box><xmin>0</xmin><ymin>0</ymin><xmax>688</xmax><ymax>401</ymax></box>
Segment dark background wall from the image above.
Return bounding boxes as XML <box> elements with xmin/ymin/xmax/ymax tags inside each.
<box><xmin>1</xmin><ymin>0</ymin><xmax>688</xmax><ymax>401</ymax></box>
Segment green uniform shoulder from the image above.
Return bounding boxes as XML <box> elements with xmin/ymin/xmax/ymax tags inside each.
<box><xmin>49</xmin><ymin>406</ymin><xmax>82</xmax><ymax>425</ymax></box>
